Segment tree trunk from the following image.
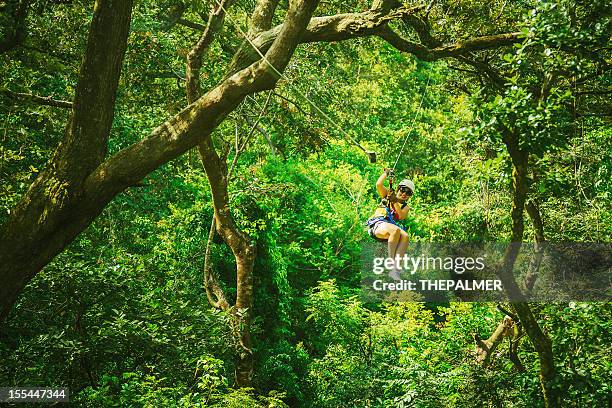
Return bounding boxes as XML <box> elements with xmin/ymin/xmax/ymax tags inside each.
<box><xmin>185</xmin><ymin>0</ymin><xmax>258</xmax><ymax>385</ymax></box>
<box><xmin>0</xmin><ymin>0</ymin><xmax>134</xmax><ymax>321</ymax></box>
<box><xmin>501</xmin><ymin>131</ymin><xmax>560</xmax><ymax>408</ymax></box>
<box><xmin>512</xmin><ymin>303</ymin><xmax>558</xmax><ymax>407</ymax></box>
<box><xmin>0</xmin><ymin>0</ymin><xmax>320</xmax><ymax>322</ymax></box>
<box><xmin>524</xmin><ymin>200</ymin><xmax>545</xmax><ymax>292</ymax></box>
<box><xmin>198</xmin><ymin>137</ymin><xmax>257</xmax><ymax>386</ymax></box>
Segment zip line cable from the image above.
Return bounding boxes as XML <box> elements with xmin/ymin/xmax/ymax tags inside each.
<box><xmin>215</xmin><ymin>0</ymin><xmax>374</xmax><ymax>155</ymax></box>
<box><xmin>392</xmin><ymin>73</ymin><xmax>431</xmax><ymax>171</ymax></box>
<box><xmin>214</xmin><ymin>0</ymin><xmax>431</xmax><ymax>169</ymax></box>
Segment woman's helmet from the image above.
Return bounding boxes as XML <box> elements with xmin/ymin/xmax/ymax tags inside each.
<box><xmin>397</xmin><ymin>179</ymin><xmax>415</xmax><ymax>195</ymax></box>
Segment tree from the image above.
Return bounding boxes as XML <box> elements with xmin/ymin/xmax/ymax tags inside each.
<box><xmin>451</xmin><ymin>2</ymin><xmax>610</xmax><ymax>406</ymax></box>
<box><xmin>0</xmin><ymin>0</ymin><xmax>320</xmax><ymax>321</ymax></box>
<box><xmin>0</xmin><ymin>0</ymin><xmax>523</xmax><ymax>324</ymax></box>
<box><xmin>1</xmin><ymin>1</ymin><xmax>608</xmax><ymax>404</ymax></box>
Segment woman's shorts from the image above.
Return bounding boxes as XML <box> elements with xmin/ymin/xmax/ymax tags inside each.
<box><xmin>366</xmin><ymin>217</ymin><xmax>389</xmax><ymax>242</ymax></box>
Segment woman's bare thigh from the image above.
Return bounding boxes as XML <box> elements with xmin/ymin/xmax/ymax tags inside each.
<box><xmin>373</xmin><ymin>222</ymin><xmax>402</xmax><ymax>240</ymax></box>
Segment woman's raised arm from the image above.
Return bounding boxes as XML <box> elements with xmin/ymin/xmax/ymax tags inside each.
<box><xmin>376</xmin><ymin>170</ymin><xmax>390</xmax><ymax>199</ymax></box>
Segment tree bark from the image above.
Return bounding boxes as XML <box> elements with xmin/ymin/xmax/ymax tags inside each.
<box><xmin>186</xmin><ymin>0</ymin><xmax>244</xmax><ymax>382</ymax></box>
<box><xmin>184</xmin><ymin>0</ymin><xmax>276</xmax><ymax>386</ymax></box>
<box><xmin>199</xmin><ymin>105</ymin><xmax>270</xmax><ymax>385</ymax></box>
<box><xmin>0</xmin><ymin>0</ymin><xmax>319</xmax><ymax>321</ymax></box>
<box><xmin>524</xmin><ymin>200</ymin><xmax>545</xmax><ymax>292</ymax></box>
<box><xmin>500</xmin><ymin>130</ymin><xmax>560</xmax><ymax>408</ymax></box>
<box><xmin>228</xmin><ymin>3</ymin><xmax>521</xmax><ymax>73</ymax></box>
<box><xmin>198</xmin><ymin>137</ymin><xmax>257</xmax><ymax>386</ymax></box>
<box><xmin>523</xmin><ymin>200</ymin><xmax>545</xmax><ymax>293</ymax></box>
<box><xmin>0</xmin><ymin>0</ymin><xmax>522</xmax><ymax>322</ymax></box>
<box><xmin>186</xmin><ymin>0</ymin><xmax>233</xmax><ymax>104</ymax></box>
<box><xmin>228</xmin><ymin>5</ymin><xmax>423</xmax><ymax>73</ymax></box>
<box><xmin>378</xmin><ymin>28</ymin><xmax>522</xmax><ymax>62</ymax></box>
<box><xmin>474</xmin><ymin>315</ymin><xmax>523</xmax><ymax>371</ymax></box>
<box><xmin>454</xmin><ymin>28</ymin><xmax>561</xmax><ymax>407</ymax></box>
<box><xmin>249</xmin><ymin>0</ymin><xmax>281</xmax><ymax>36</ymax></box>
<box><xmin>0</xmin><ymin>0</ymin><xmax>134</xmax><ymax>321</ymax></box>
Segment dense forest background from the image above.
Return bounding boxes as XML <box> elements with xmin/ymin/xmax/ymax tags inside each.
<box><xmin>0</xmin><ymin>0</ymin><xmax>610</xmax><ymax>407</ymax></box>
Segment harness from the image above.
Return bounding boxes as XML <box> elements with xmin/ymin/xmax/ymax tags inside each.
<box><xmin>383</xmin><ymin>176</ymin><xmax>407</xmax><ymax>228</ymax></box>
<box><xmin>366</xmin><ymin>175</ymin><xmax>407</xmax><ymax>240</ymax></box>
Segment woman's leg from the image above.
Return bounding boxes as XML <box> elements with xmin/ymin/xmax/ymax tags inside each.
<box><xmin>373</xmin><ymin>223</ymin><xmax>403</xmax><ymax>278</ymax></box>
<box><xmin>395</xmin><ymin>230</ymin><xmax>410</xmax><ymax>260</ymax></box>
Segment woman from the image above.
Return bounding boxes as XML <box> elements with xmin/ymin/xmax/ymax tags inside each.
<box><xmin>366</xmin><ymin>169</ymin><xmax>414</xmax><ymax>280</ymax></box>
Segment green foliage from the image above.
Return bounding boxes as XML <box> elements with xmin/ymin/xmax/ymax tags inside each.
<box><xmin>1</xmin><ymin>0</ymin><xmax>610</xmax><ymax>407</ymax></box>
<box><xmin>542</xmin><ymin>302</ymin><xmax>612</xmax><ymax>406</ymax></box>
<box><xmin>75</xmin><ymin>358</ymin><xmax>289</xmax><ymax>407</ymax></box>
<box><xmin>299</xmin><ymin>283</ymin><xmax>553</xmax><ymax>407</ymax></box>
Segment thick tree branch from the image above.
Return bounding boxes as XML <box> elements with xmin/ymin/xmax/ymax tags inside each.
<box><xmin>186</xmin><ymin>0</ymin><xmax>321</xmax><ymax>385</ymax></box>
<box><xmin>0</xmin><ymin>0</ymin><xmax>134</xmax><ymax>321</ymax></box>
<box><xmin>85</xmin><ymin>0</ymin><xmax>319</xmax><ymax>198</ymax></box>
<box><xmin>198</xmin><ymin>133</ymin><xmax>257</xmax><ymax>386</ymax></box>
<box><xmin>229</xmin><ymin>5</ymin><xmax>425</xmax><ymax>73</ymax></box>
<box><xmin>277</xmin><ymin>6</ymin><xmax>424</xmax><ymax>43</ymax></box>
<box><xmin>200</xmin><ymin>96</ymin><xmax>272</xmax><ymax>318</ymax></box>
<box><xmin>0</xmin><ymin>0</ymin><xmax>319</xmax><ymax>322</ymax></box>
<box><xmin>186</xmin><ymin>1</ymin><xmax>235</xmax><ymax>315</ymax></box>
<box><xmin>498</xmin><ymin>129</ymin><xmax>560</xmax><ymax>408</ymax></box>
<box><xmin>230</xmin><ymin>2</ymin><xmax>520</xmax><ymax>73</ymax></box>
<box><xmin>57</xmin><ymin>0</ymin><xmax>133</xmax><ymax>180</ymax></box>
<box><xmin>228</xmin><ymin>2</ymin><xmax>521</xmax><ymax>84</ymax></box>
<box><xmin>378</xmin><ymin>27</ymin><xmax>522</xmax><ymax>61</ymax></box>
<box><xmin>249</xmin><ymin>0</ymin><xmax>280</xmax><ymax>35</ymax></box>
<box><xmin>186</xmin><ymin>0</ymin><xmax>233</xmax><ymax>103</ymax></box>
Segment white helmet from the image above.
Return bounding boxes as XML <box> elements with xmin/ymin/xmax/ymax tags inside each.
<box><xmin>397</xmin><ymin>179</ymin><xmax>415</xmax><ymax>194</ymax></box>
